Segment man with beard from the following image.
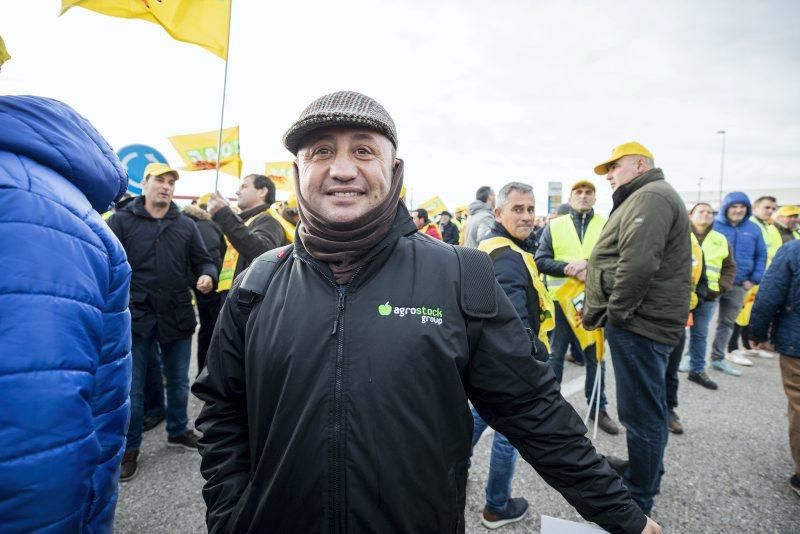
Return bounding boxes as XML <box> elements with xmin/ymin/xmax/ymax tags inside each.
<box><xmin>193</xmin><ymin>92</ymin><xmax>660</xmax><ymax>534</ymax></box>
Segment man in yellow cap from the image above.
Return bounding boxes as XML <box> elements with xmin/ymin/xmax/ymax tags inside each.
<box><xmin>583</xmin><ymin>141</ymin><xmax>691</xmax><ymax>515</ymax></box>
<box><xmin>107</xmin><ymin>162</ymin><xmax>218</xmax><ymax>481</ymax></box>
<box><xmin>535</xmin><ymin>179</ymin><xmax>620</xmax><ymax>435</ymax></box>
<box><xmin>775</xmin><ymin>205</ymin><xmax>800</xmax><ymax>243</ymax></box>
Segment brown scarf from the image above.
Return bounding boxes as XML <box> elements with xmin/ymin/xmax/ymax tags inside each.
<box><xmin>295</xmin><ymin>159</ymin><xmax>405</xmax><ymax>284</ymax></box>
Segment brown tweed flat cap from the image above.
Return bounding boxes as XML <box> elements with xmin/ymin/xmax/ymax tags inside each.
<box><xmin>283</xmin><ymin>91</ymin><xmax>397</xmax><ymax>155</ymax></box>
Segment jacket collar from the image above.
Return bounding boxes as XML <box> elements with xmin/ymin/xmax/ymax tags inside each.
<box><xmin>487</xmin><ymin>221</ymin><xmax>536</xmax><ymax>253</ymax></box>
<box><xmin>240</xmin><ymin>203</ymin><xmax>269</xmax><ymax>221</ymax></box>
<box><xmin>610</xmin><ymin>168</ymin><xmax>664</xmax><ymax>214</ymax></box>
<box><xmin>126</xmin><ymin>195</ymin><xmax>180</xmax><ymax>219</ymax></box>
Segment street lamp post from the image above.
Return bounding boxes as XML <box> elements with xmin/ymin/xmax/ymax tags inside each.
<box><xmin>717</xmin><ymin>130</ymin><xmax>726</xmax><ymax>207</ymax></box>
<box><xmin>697</xmin><ymin>176</ymin><xmax>704</xmax><ymax>202</ymax></box>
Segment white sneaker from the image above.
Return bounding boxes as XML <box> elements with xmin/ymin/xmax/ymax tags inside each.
<box><xmin>755</xmin><ymin>349</ymin><xmax>775</xmax><ymax>359</ymax></box>
<box><xmin>726</xmin><ymin>350</ymin><xmax>753</xmax><ymax>366</ymax></box>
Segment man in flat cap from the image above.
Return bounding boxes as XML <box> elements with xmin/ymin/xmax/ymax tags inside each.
<box><xmin>583</xmin><ymin>142</ymin><xmax>691</xmax><ymax>515</ymax></box>
<box><xmin>193</xmin><ymin>92</ymin><xmax>661</xmax><ymax>534</ymax></box>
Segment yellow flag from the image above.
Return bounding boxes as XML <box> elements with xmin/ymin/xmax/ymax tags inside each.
<box><xmin>418</xmin><ymin>196</ymin><xmax>448</xmax><ymax>217</ymax></box>
<box><xmin>264</xmin><ymin>161</ymin><xmax>295</xmax><ymax>192</ymax></box>
<box><xmin>736</xmin><ymin>285</ymin><xmax>759</xmax><ymax>326</ymax></box>
<box><xmin>554</xmin><ymin>278</ymin><xmax>605</xmax><ymax>361</ymax></box>
<box><xmin>168</xmin><ymin>126</ymin><xmax>241</xmax><ymax>178</ymax></box>
<box><xmin>61</xmin><ymin>0</ymin><xmax>230</xmax><ymax>60</ymax></box>
<box><xmin>0</xmin><ymin>35</ymin><xmax>10</xmax><ymax>69</ymax></box>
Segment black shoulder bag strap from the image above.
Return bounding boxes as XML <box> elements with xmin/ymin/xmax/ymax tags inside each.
<box><xmin>453</xmin><ymin>246</ymin><xmax>498</xmax><ymax>358</ymax></box>
<box><xmin>234</xmin><ymin>244</ymin><xmax>293</xmax><ymax>327</ymax></box>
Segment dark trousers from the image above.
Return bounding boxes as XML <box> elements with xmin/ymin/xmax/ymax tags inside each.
<box><xmin>144</xmin><ymin>344</ymin><xmax>165</xmax><ymax>418</ymax></box>
<box><xmin>728</xmin><ymin>324</ymin><xmax>751</xmax><ymax>352</ymax></box>
<box><xmin>606</xmin><ymin>324</ymin><xmax>673</xmax><ymax>515</ymax></box>
<box><xmin>665</xmin><ymin>331</ymin><xmax>686</xmax><ymax>411</ymax></box>
<box><xmin>196</xmin><ymin>292</ymin><xmax>222</xmax><ymax>374</ymax></box>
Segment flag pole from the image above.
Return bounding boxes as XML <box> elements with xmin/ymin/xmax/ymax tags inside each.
<box><xmin>213</xmin><ymin>0</ymin><xmax>234</xmax><ymax>192</ymax></box>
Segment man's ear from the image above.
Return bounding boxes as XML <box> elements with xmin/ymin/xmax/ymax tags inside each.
<box><xmin>494</xmin><ymin>207</ymin><xmax>503</xmax><ymax>222</ymax></box>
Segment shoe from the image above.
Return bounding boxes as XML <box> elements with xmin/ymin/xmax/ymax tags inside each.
<box><xmin>726</xmin><ymin>350</ymin><xmax>753</xmax><ymax>367</ymax></box>
<box><xmin>605</xmin><ymin>455</ymin><xmax>629</xmax><ymax>476</ymax></box>
<box><xmin>120</xmin><ymin>450</ymin><xmax>139</xmax><ymax>482</ymax></box>
<box><xmin>142</xmin><ymin>411</ymin><xmax>165</xmax><ymax>432</ymax></box>
<box><xmin>668</xmin><ymin>410</ymin><xmax>684</xmax><ymax>435</ymax></box>
<box><xmin>710</xmin><ymin>359</ymin><xmax>742</xmax><ymax>376</ymax></box>
<box><xmin>688</xmin><ymin>371</ymin><xmax>718</xmax><ymax>390</ymax></box>
<box><xmin>481</xmin><ymin>497</ymin><xmax>529</xmax><ymax>529</ymax></box>
<box><xmin>678</xmin><ymin>355</ymin><xmax>691</xmax><ymax>373</ymax></box>
<box><xmin>167</xmin><ymin>429</ymin><xmax>200</xmax><ymax>450</ymax></box>
<box><xmin>755</xmin><ymin>349</ymin><xmax>775</xmax><ymax>359</ymax></box>
<box><xmin>791</xmin><ymin>475</ymin><xmax>800</xmax><ymax>497</ymax></box>
<box><xmin>589</xmin><ymin>410</ymin><xmax>621</xmax><ymax>435</ymax></box>
<box><xmin>566</xmin><ymin>351</ymin><xmax>585</xmax><ymax>367</ymax></box>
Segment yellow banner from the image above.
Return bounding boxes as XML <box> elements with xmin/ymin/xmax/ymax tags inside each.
<box><xmin>168</xmin><ymin>126</ymin><xmax>241</xmax><ymax>178</ymax></box>
<box><xmin>0</xmin><ymin>35</ymin><xmax>10</xmax><ymax>69</ymax></box>
<box><xmin>736</xmin><ymin>285</ymin><xmax>758</xmax><ymax>326</ymax></box>
<box><xmin>555</xmin><ymin>278</ymin><xmax>605</xmax><ymax>361</ymax></box>
<box><xmin>61</xmin><ymin>0</ymin><xmax>230</xmax><ymax>60</ymax></box>
<box><xmin>418</xmin><ymin>195</ymin><xmax>448</xmax><ymax>217</ymax></box>
<box><xmin>264</xmin><ymin>161</ymin><xmax>295</xmax><ymax>192</ymax></box>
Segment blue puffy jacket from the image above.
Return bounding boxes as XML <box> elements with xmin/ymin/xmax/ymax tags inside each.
<box><xmin>713</xmin><ymin>192</ymin><xmax>767</xmax><ymax>285</ymax></box>
<box><xmin>0</xmin><ymin>96</ymin><xmax>131</xmax><ymax>532</ymax></box>
<box><xmin>749</xmin><ymin>241</ymin><xmax>800</xmax><ymax>357</ymax></box>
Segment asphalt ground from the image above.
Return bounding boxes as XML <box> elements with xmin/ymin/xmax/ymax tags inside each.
<box><xmin>115</xmin><ymin>337</ymin><xmax>800</xmax><ymax>533</ymax></box>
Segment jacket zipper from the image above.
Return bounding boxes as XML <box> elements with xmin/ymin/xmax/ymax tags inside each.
<box><xmin>295</xmin><ymin>254</ymin><xmax>362</xmax><ymax>533</ymax></box>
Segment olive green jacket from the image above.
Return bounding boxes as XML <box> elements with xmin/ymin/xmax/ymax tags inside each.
<box><xmin>583</xmin><ymin>169</ymin><xmax>691</xmax><ymax>346</ymax></box>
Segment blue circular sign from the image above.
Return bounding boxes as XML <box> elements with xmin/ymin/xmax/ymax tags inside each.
<box><xmin>116</xmin><ymin>144</ymin><xmax>168</xmax><ymax>195</ymax></box>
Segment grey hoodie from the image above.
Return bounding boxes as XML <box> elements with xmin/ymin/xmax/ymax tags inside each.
<box><xmin>464</xmin><ymin>200</ymin><xmax>494</xmax><ymax>248</ymax></box>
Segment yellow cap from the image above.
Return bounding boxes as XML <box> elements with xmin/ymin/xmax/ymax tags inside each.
<box><xmin>593</xmin><ymin>141</ymin><xmax>654</xmax><ymax>176</ymax></box>
<box><xmin>455</xmin><ymin>205</ymin><xmax>468</xmax><ymax>214</ymax></box>
<box><xmin>143</xmin><ymin>162</ymin><xmax>179</xmax><ymax>179</ymax></box>
<box><xmin>571</xmin><ymin>180</ymin><xmax>596</xmax><ymax>192</ymax></box>
<box><xmin>287</xmin><ymin>194</ymin><xmax>298</xmax><ymax>209</ymax></box>
<box><xmin>776</xmin><ymin>205</ymin><xmax>800</xmax><ymax>217</ymax></box>
<box><xmin>197</xmin><ymin>192</ymin><xmax>212</xmax><ymax>205</ymax></box>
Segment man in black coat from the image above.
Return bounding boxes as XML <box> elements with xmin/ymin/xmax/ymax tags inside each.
<box><xmin>193</xmin><ymin>92</ymin><xmax>661</xmax><ymax>534</ymax></box>
<box><xmin>439</xmin><ymin>210</ymin><xmax>460</xmax><ymax>244</ymax></box>
<box><xmin>108</xmin><ymin>163</ymin><xmax>217</xmax><ymax>481</ymax></box>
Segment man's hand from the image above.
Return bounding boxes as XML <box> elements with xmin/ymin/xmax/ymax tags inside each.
<box><xmin>196</xmin><ymin>275</ymin><xmax>214</xmax><ymax>294</ymax></box>
<box><xmin>576</xmin><ymin>269</ymin><xmax>587</xmax><ymax>282</ymax></box>
<box><xmin>564</xmin><ymin>260</ymin><xmax>588</xmax><ymax>278</ymax></box>
<box><xmin>642</xmin><ymin>516</ymin><xmax>662</xmax><ymax>534</ymax></box>
<box><xmin>749</xmin><ymin>340</ymin><xmax>774</xmax><ymax>352</ymax></box>
<box><xmin>742</xmin><ymin>280</ymin><xmax>754</xmax><ymax>290</ymax></box>
<box><xmin>207</xmin><ymin>191</ymin><xmax>229</xmax><ymax>216</ymax></box>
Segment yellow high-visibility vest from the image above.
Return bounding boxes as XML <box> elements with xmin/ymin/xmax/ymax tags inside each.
<box><xmin>750</xmin><ymin>216</ymin><xmax>783</xmax><ymax>266</ymax></box>
<box><xmin>479</xmin><ymin>236</ymin><xmax>555</xmax><ymax>351</ymax></box>
<box><xmin>217</xmin><ymin>209</ymin><xmax>269</xmax><ymax>292</ymax></box>
<box><xmin>699</xmin><ymin>229</ymin><xmax>729</xmax><ymax>293</ymax></box>
<box><xmin>547</xmin><ymin>213</ymin><xmax>605</xmax><ymax>297</ymax></box>
<box><xmin>689</xmin><ymin>233</ymin><xmax>704</xmax><ymax>310</ymax></box>
<box><xmin>267</xmin><ymin>206</ymin><xmax>296</xmax><ymax>244</ymax></box>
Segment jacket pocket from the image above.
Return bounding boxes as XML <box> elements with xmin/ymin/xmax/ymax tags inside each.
<box><xmin>599</xmin><ymin>269</ymin><xmax>615</xmax><ymax>297</ymax></box>
<box><xmin>172</xmin><ymin>291</ymin><xmax>196</xmax><ymax>330</ymax></box>
<box><xmin>129</xmin><ymin>291</ymin><xmax>150</xmax><ymax>320</ymax></box>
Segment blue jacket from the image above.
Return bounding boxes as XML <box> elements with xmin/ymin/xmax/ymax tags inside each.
<box><xmin>713</xmin><ymin>192</ymin><xmax>767</xmax><ymax>285</ymax></box>
<box><xmin>749</xmin><ymin>240</ymin><xmax>800</xmax><ymax>357</ymax></box>
<box><xmin>0</xmin><ymin>96</ymin><xmax>131</xmax><ymax>533</ymax></box>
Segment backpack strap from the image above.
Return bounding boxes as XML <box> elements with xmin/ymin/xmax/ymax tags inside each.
<box><xmin>453</xmin><ymin>246</ymin><xmax>498</xmax><ymax>358</ymax></box>
<box><xmin>235</xmin><ymin>244</ymin><xmax>293</xmax><ymax>320</ymax></box>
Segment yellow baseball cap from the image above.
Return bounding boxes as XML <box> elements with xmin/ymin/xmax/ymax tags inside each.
<box><xmin>143</xmin><ymin>162</ymin><xmax>179</xmax><ymax>179</ymax></box>
<box><xmin>776</xmin><ymin>205</ymin><xmax>800</xmax><ymax>217</ymax></box>
<box><xmin>593</xmin><ymin>141</ymin><xmax>654</xmax><ymax>176</ymax></box>
<box><xmin>571</xmin><ymin>180</ymin><xmax>596</xmax><ymax>192</ymax></box>
<box><xmin>455</xmin><ymin>205</ymin><xmax>468</xmax><ymax>214</ymax></box>
<box><xmin>286</xmin><ymin>194</ymin><xmax>298</xmax><ymax>209</ymax></box>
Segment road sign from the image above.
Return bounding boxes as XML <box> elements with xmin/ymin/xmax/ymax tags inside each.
<box><xmin>547</xmin><ymin>181</ymin><xmax>563</xmax><ymax>214</ymax></box>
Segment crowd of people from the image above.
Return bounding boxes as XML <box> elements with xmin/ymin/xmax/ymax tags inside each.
<box><xmin>1</xmin><ymin>92</ymin><xmax>799</xmax><ymax>533</ymax></box>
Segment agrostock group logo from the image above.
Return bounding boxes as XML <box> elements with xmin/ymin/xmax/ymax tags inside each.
<box><xmin>377</xmin><ymin>301</ymin><xmax>444</xmax><ymax>325</ymax></box>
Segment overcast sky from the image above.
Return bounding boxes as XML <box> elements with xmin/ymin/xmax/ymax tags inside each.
<box><xmin>2</xmin><ymin>0</ymin><xmax>798</xmax><ymax>214</ymax></box>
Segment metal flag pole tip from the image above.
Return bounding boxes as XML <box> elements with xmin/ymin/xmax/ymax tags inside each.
<box><xmin>214</xmin><ymin>0</ymin><xmax>234</xmax><ymax>192</ymax></box>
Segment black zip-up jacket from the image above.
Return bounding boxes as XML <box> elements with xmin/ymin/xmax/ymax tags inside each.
<box><xmin>192</xmin><ymin>205</ymin><xmax>646</xmax><ymax>534</ymax></box>
<box><xmin>440</xmin><ymin>221</ymin><xmax>460</xmax><ymax>245</ymax></box>
<box><xmin>535</xmin><ymin>208</ymin><xmax>597</xmax><ymax>277</ymax></box>
<box><xmin>211</xmin><ymin>204</ymin><xmax>286</xmax><ymax>281</ymax></box>
<box><xmin>107</xmin><ymin>196</ymin><xmax>217</xmax><ymax>342</ymax></box>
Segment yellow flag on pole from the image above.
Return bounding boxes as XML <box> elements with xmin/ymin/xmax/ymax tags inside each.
<box><xmin>61</xmin><ymin>0</ymin><xmax>231</xmax><ymax>60</ymax></box>
<box><xmin>264</xmin><ymin>162</ymin><xmax>296</xmax><ymax>192</ymax></box>
<box><xmin>418</xmin><ymin>196</ymin><xmax>448</xmax><ymax>217</ymax></box>
<box><xmin>0</xmin><ymin>35</ymin><xmax>10</xmax><ymax>69</ymax></box>
<box><xmin>554</xmin><ymin>278</ymin><xmax>605</xmax><ymax>361</ymax></box>
<box><xmin>168</xmin><ymin>126</ymin><xmax>241</xmax><ymax>178</ymax></box>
